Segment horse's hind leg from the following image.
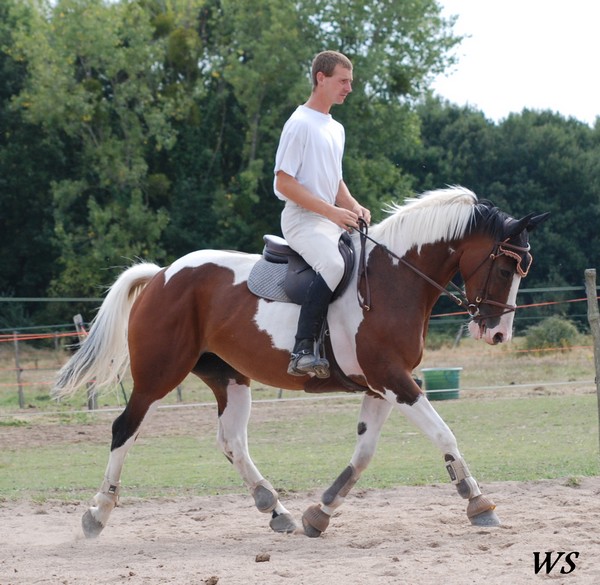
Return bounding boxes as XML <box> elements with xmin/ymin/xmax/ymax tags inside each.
<box><xmin>396</xmin><ymin>395</ymin><xmax>500</xmax><ymax>527</ymax></box>
<box><xmin>82</xmin><ymin>394</ymin><xmax>159</xmax><ymax>538</ymax></box>
<box><xmin>302</xmin><ymin>394</ymin><xmax>393</xmax><ymax>537</ymax></box>
<box><xmin>195</xmin><ymin>355</ymin><xmax>297</xmax><ymax>533</ymax></box>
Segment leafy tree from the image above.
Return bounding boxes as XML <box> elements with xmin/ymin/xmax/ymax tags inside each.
<box><xmin>408</xmin><ymin>97</ymin><xmax>600</xmax><ymax>295</ymax></box>
<box><xmin>2</xmin><ymin>0</ymin><xmax>467</xmax><ymax>322</ymax></box>
<box><xmin>490</xmin><ymin>111</ymin><xmax>600</xmax><ymax>288</ymax></box>
<box><xmin>159</xmin><ymin>0</ymin><xmax>462</xmax><ymax>252</ymax></box>
<box><xmin>12</xmin><ymin>0</ymin><xmax>181</xmax><ymax>296</ymax></box>
<box><xmin>0</xmin><ymin>1</ymin><xmax>64</xmax><ymax>300</ymax></box>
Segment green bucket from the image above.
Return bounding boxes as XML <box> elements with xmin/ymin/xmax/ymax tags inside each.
<box><xmin>421</xmin><ymin>367</ymin><xmax>462</xmax><ymax>401</ymax></box>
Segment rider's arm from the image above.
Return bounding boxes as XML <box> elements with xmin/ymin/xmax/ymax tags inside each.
<box><xmin>275</xmin><ymin>171</ymin><xmax>359</xmax><ymax>230</ymax></box>
<box><xmin>335</xmin><ymin>180</ymin><xmax>371</xmax><ymax>224</ymax></box>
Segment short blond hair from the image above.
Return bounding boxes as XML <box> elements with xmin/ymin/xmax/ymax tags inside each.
<box><xmin>311</xmin><ymin>50</ymin><xmax>352</xmax><ymax>88</ymax></box>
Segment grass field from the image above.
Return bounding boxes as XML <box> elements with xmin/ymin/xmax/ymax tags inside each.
<box><xmin>0</xmin><ymin>337</ymin><xmax>599</xmax><ymax>502</ymax></box>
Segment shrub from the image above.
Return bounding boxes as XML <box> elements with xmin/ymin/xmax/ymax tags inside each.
<box><xmin>524</xmin><ymin>316</ymin><xmax>580</xmax><ymax>352</ymax></box>
<box><xmin>425</xmin><ymin>330</ymin><xmax>455</xmax><ymax>350</ymax></box>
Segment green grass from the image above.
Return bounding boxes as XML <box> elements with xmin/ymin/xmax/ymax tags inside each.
<box><xmin>1</xmin><ymin>393</ymin><xmax>598</xmax><ymax>502</ymax></box>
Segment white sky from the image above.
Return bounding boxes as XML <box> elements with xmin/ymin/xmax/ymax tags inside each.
<box><xmin>431</xmin><ymin>0</ymin><xmax>600</xmax><ymax>126</ymax></box>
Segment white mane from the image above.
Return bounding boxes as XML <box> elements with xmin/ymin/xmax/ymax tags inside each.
<box><xmin>369</xmin><ymin>186</ymin><xmax>478</xmax><ymax>257</ymax></box>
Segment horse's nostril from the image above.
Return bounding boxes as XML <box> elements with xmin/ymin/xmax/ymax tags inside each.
<box><xmin>493</xmin><ymin>332</ymin><xmax>504</xmax><ymax>344</ymax></box>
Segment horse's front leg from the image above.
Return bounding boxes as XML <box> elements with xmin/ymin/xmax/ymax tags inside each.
<box><xmin>302</xmin><ymin>393</ymin><xmax>393</xmax><ymax>537</ymax></box>
<box><xmin>215</xmin><ymin>380</ymin><xmax>297</xmax><ymax>534</ymax></box>
<box><xmin>395</xmin><ymin>392</ymin><xmax>500</xmax><ymax>527</ymax></box>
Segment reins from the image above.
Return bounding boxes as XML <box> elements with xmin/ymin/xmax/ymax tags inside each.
<box><xmin>356</xmin><ymin>219</ymin><xmax>470</xmax><ymax>313</ymax></box>
<box><xmin>356</xmin><ymin>219</ymin><xmax>531</xmax><ymax>320</ymax></box>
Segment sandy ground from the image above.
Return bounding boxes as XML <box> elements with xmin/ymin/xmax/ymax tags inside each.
<box><xmin>1</xmin><ymin>476</ymin><xmax>600</xmax><ymax>585</ymax></box>
<box><xmin>2</xmin><ymin>402</ymin><xmax>600</xmax><ymax>584</ymax></box>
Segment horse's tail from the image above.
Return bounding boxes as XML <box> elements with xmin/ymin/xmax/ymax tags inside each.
<box><xmin>52</xmin><ymin>262</ymin><xmax>162</xmax><ymax>399</ymax></box>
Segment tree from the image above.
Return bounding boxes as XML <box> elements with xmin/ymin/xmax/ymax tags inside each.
<box><xmin>3</xmin><ymin>0</ymin><xmax>464</xmax><ymax>317</ymax></box>
<box><xmin>12</xmin><ymin>0</ymin><xmax>182</xmax><ymax>296</ymax></box>
<box><xmin>408</xmin><ymin>97</ymin><xmax>600</xmax><ymax>293</ymax></box>
<box><xmin>0</xmin><ymin>1</ymin><xmax>64</xmax><ymax>301</ymax></box>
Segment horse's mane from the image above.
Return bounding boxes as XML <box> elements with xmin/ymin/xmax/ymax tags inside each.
<box><xmin>369</xmin><ymin>186</ymin><xmax>506</xmax><ymax>256</ymax></box>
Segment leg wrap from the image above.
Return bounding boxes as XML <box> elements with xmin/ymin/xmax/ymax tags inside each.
<box><xmin>302</xmin><ymin>504</ymin><xmax>331</xmax><ymax>538</ymax></box>
<box><xmin>467</xmin><ymin>495</ymin><xmax>497</xmax><ymax>519</ymax></box>
<box><xmin>444</xmin><ymin>454</ymin><xmax>481</xmax><ymax>499</ymax></box>
<box><xmin>322</xmin><ymin>464</ymin><xmax>359</xmax><ymax>507</ymax></box>
<box><xmin>100</xmin><ymin>477</ymin><xmax>121</xmax><ymax>503</ymax></box>
<box><xmin>252</xmin><ymin>479</ymin><xmax>278</xmax><ymax>513</ymax></box>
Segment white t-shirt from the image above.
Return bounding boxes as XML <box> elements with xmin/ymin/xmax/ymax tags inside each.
<box><xmin>273</xmin><ymin>105</ymin><xmax>345</xmax><ymax>205</ymax></box>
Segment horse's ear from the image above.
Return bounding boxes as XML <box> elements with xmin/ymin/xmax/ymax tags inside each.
<box><xmin>505</xmin><ymin>212</ymin><xmax>550</xmax><ymax>238</ymax></box>
<box><xmin>526</xmin><ymin>212</ymin><xmax>550</xmax><ymax>232</ymax></box>
<box><xmin>505</xmin><ymin>214</ymin><xmax>533</xmax><ymax>239</ymax></box>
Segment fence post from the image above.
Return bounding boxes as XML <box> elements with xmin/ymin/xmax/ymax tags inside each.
<box><xmin>73</xmin><ymin>314</ymin><xmax>97</xmax><ymax>410</ymax></box>
<box><xmin>584</xmin><ymin>269</ymin><xmax>600</xmax><ymax>457</ymax></box>
<box><xmin>13</xmin><ymin>331</ymin><xmax>25</xmax><ymax>409</ymax></box>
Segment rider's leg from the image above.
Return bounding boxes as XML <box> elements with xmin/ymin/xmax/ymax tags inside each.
<box><xmin>288</xmin><ymin>273</ymin><xmax>333</xmax><ymax>377</ymax></box>
<box><xmin>282</xmin><ymin>206</ymin><xmax>345</xmax><ymax>378</ymax></box>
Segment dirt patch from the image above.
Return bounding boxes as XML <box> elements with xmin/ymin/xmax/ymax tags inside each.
<box><xmin>1</xmin><ymin>477</ymin><xmax>600</xmax><ymax>584</ymax></box>
<box><xmin>2</xmin><ymin>399</ymin><xmax>600</xmax><ymax>584</ymax></box>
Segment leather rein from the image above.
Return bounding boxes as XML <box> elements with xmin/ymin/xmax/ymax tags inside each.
<box><xmin>356</xmin><ymin>219</ymin><xmax>532</xmax><ymax>322</ymax></box>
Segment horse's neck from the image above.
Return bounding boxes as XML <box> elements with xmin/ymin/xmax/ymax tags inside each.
<box><xmin>364</xmin><ymin>242</ymin><xmax>459</xmax><ymax>312</ymax></box>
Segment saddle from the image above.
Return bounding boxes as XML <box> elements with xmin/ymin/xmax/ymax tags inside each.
<box><xmin>247</xmin><ymin>230</ymin><xmax>369</xmax><ymax>394</ymax></box>
<box><xmin>247</xmin><ymin>231</ymin><xmax>356</xmax><ymax>304</ymax></box>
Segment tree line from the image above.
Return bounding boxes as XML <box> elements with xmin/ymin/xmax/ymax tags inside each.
<box><xmin>1</xmin><ymin>0</ymin><xmax>599</xmax><ymax>328</ymax></box>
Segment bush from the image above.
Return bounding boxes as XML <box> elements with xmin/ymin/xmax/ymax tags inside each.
<box><xmin>425</xmin><ymin>330</ymin><xmax>456</xmax><ymax>350</ymax></box>
<box><xmin>524</xmin><ymin>316</ymin><xmax>580</xmax><ymax>352</ymax></box>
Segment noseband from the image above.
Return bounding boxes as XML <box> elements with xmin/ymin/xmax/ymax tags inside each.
<box><xmin>357</xmin><ymin>219</ymin><xmax>532</xmax><ymax>322</ymax></box>
<box><xmin>461</xmin><ymin>240</ymin><xmax>532</xmax><ymax>321</ymax></box>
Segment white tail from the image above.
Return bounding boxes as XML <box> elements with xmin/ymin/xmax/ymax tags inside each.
<box><xmin>52</xmin><ymin>262</ymin><xmax>162</xmax><ymax>399</ymax></box>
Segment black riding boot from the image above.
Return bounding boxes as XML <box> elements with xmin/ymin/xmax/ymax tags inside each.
<box><xmin>287</xmin><ymin>274</ymin><xmax>333</xmax><ymax>378</ymax></box>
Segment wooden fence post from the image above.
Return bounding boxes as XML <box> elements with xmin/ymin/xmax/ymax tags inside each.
<box><xmin>73</xmin><ymin>314</ymin><xmax>97</xmax><ymax>410</ymax></box>
<box><xmin>584</xmin><ymin>269</ymin><xmax>600</xmax><ymax>457</ymax></box>
<box><xmin>13</xmin><ymin>331</ymin><xmax>25</xmax><ymax>409</ymax></box>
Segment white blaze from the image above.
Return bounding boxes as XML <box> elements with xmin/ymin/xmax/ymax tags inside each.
<box><xmin>468</xmin><ymin>274</ymin><xmax>521</xmax><ymax>344</ymax></box>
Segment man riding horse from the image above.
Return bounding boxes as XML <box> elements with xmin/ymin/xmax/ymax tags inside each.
<box><xmin>274</xmin><ymin>50</ymin><xmax>371</xmax><ymax>378</ymax></box>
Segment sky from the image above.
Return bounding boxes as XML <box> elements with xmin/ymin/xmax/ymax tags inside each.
<box><xmin>431</xmin><ymin>0</ymin><xmax>600</xmax><ymax>126</ymax></box>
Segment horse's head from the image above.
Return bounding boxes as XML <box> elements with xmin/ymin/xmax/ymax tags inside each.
<box><xmin>461</xmin><ymin>204</ymin><xmax>550</xmax><ymax>344</ymax></box>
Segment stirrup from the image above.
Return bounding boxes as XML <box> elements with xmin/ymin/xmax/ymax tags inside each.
<box><xmin>287</xmin><ymin>349</ymin><xmax>330</xmax><ymax>378</ymax></box>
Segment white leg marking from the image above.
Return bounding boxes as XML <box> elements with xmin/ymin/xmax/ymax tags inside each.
<box><xmin>90</xmin><ymin>401</ymin><xmax>159</xmax><ymax>527</ymax></box>
<box><xmin>217</xmin><ymin>382</ymin><xmax>293</xmax><ymax>519</ymax></box>
<box><xmin>392</xmin><ymin>393</ymin><xmax>481</xmax><ymax>498</ymax></box>
<box><xmin>393</xmin><ymin>393</ymin><xmax>459</xmax><ymax>455</ymax></box>
<box><xmin>217</xmin><ymin>382</ymin><xmax>263</xmax><ymax>487</ymax></box>
<box><xmin>321</xmin><ymin>395</ymin><xmax>392</xmax><ymax>516</ymax></box>
<box><xmin>351</xmin><ymin>395</ymin><xmax>393</xmax><ymax>472</ymax></box>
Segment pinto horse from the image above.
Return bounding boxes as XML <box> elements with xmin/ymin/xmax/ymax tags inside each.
<box><xmin>54</xmin><ymin>186</ymin><xmax>548</xmax><ymax>538</ymax></box>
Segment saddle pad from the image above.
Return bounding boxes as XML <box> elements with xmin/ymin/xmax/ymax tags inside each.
<box><xmin>247</xmin><ymin>259</ymin><xmax>293</xmax><ymax>303</ymax></box>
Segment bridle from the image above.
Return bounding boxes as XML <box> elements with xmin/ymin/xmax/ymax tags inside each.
<box><xmin>356</xmin><ymin>219</ymin><xmax>532</xmax><ymax>322</ymax></box>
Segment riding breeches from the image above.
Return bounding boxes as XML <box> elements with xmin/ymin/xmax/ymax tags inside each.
<box><xmin>281</xmin><ymin>202</ymin><xmax>346</xmax><ymax>292</ymax></box>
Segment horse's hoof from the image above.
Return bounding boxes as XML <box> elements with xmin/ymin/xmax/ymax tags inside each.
<box><xmin>301</xmin><ymin>504</ymin><xmax>330</xmax><ymax>538</ymax></box>
<box><xmin>82</xmin><ymin>509</ymin><xmax>105</xmax><ymax>538</ymax></box>
<box><xmin>270</xmin><ymin>512</ymin><xmax>297</xmax><ymax>533</ymax></box>
<box><xmin>470</xmin><ymin>509</ymin><xmax>501</xmax><ymax>527</ymax></box>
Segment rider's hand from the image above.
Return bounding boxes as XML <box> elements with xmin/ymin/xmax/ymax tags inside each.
<box><xmin>328</xmin><ymin>206</ymin><xmax>359</xmax><ymax>231</ymax></box>
<box><xmin>353</xmin><ymin>205</ymin><xmax>371</xmax><ymax>225</ymax></box>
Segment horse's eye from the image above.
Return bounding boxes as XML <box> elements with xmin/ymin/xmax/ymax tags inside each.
<box><xmin>500</xmin><ymin>269</ymin><xmax>512</xmax><ymax>279</ymax></box>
